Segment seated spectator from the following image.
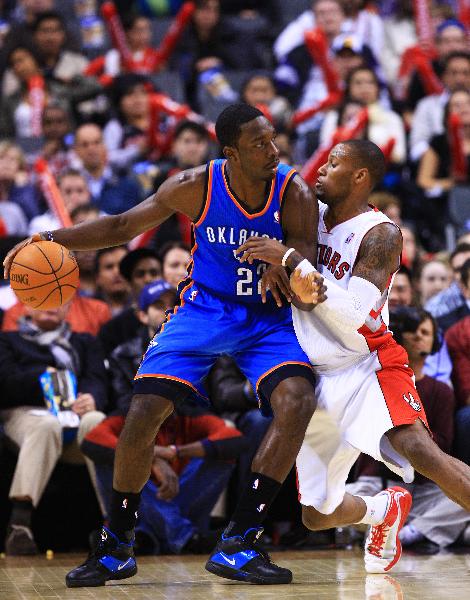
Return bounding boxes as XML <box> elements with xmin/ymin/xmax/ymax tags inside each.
<box><xmin>39</xmin><ymin>103</ymin><xmax>73</xmax><ymax>175</ymax></box>
<box><xmin>2</xmin><ymin>10</ymin><xmax>88</xmax><ymax>97</ymax></box>
<box><xmin>0</xmin><ymin>302</ymin><xmax>108</xmax><ymax>555</ymax></box>
<box><xmin>426</xmin><ymin>242</ymin><xmax>470</xmax><ymax>330</ymax></box>
<box><xmin>417</xmin><ymin>259</ymin><xmax>453</xmax><ymax>306</ymax></box>
<box><xmin>410</xmin><ymin>51</ymin><xmax>470</xmax><ymax>162</ymax></box>
<box><xmin>103</xmin><ymin>74</ymin><xmax>152</xmax><ymax>170</ymax></box>
<box><xmin>98</xmin><ymin>248</ymin><xmax>162</xmax><ymax>356</ymax></box>
<box><xmin>0</xmin><ymin>141</ymin><xmax>41</xmax><ymax>222</ymax></box>
<box><xmin>29</xmin><ymin>169</ymin><xmax>91</xmax><ymax>235</ymax></box>
<box><xmin>151</xmin><ymin>121</ymin><xmax>210</xmax><ymax>250</ymax></box>
<box><xmin>160</xmin><ymin>241</ymin><xmax>191</xmax><ymax>288</ymax></box>
<box><xmin>389</xmin><ymin>266</ymin><xmax>453</xmax><ymax>386</ymax></box>
<box><xmin>400</xmin><ymin>223</ymin><xmax>422</xmax><ymax>272</ymax></box>
<box><xmin>406</xmin><ymin>19</ymin><xmax>468</xmax><ymax>113</ymax></box>
<box><xmin>320</xmin><ymin>66</ymin><xmax>405</xmax><ymax>164</ymax></box>
<box><xmin>417</xmin><ymin>88</ymin><xmax>470</xmax><ymax>250</ymax></box>
<box><xmin>345</xmin><ymin>306</ymin><xmax>468</xmax><ymax>551</ymax></box>
<box><xmin>72</xmin><ymin>123</ymin><xmax>144</xmax><ymax>214</ymax></box>
<box><xmin>240</xmin><ymin>73</ymin><xmax>292</xmax><ymax>130</ymax></box>
<box><xmin>173</xmin><ymin>0</ymin><xmax>236</xmax><ymax>109</ymax></box>
<box><xmin>83</xmin><ymin>281</ymin><xmax>247</xmax><ymax>554</ymax></box>
<box><xmin>369</xmin><ymin>191</ymin><xmax>402</xmax><ymax>225</ymax></box>
<box><xmin>94</xmin><ymin>247</ymin><xmax>131</xmax><ymax>316</ymax></box>
<box><xmin>338</xmin><ymin>0</ymin><xmax>384</xmax><ymax>66</ymax></box>
<box><xmin>0</xmin><ymin>43</ymin><xmax>101</xmax><ymax>140</ymax></box>
<box><xmin>381</xmin><ymin>0</ymin><xmax>416</xmax><ymax>84</ymax></box>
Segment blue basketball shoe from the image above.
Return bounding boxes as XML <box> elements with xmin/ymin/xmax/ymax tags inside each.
<box><xmin>205</xmin><ymin>527</ymin><xmax>292</xmax><ymax>584</ymax></box>
<box><xmin>65</xmin><ymin>527</ymin><xmax>137</xmax><ymax>587</ymax></box>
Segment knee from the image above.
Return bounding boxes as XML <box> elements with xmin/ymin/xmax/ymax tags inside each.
<box><xmin>32</xmin><ymin>415</ymin><xmax>62</xmax><ymax>440</ymax></box>
<box><xmin>302</xmin><ymin>506</ymin><xmax>332</xmax><ymax>531</ymax></box>
<box><xmin>392</xmin><ymin>428</ymin><xmax>436</xmax><ymax>471</ymax></box>
<box><xmin>273</xmin><ymin>389</ymin><xmax>316</xmax><ymax>430</ymax></box>
<box><xmin>127</xmin><ymin>394</ymin><xmax>174</xmax><ymax>429</ymax></box>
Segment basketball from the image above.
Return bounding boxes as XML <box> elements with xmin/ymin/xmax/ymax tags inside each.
<box><xmin>9</xmin><ymin>241</ymin><xmax>79</xmax><ymax>310</ymax></box>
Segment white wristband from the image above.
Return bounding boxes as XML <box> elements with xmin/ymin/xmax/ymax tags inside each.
<box><xmin>281</xmin><ymin>247</ymin><xmax>296</xmax><ymax>267</ymax></box>
<box><xmin>297</xmin><ymin>259</ymin><xmax>317</xmax><ymax>277</ymax></box>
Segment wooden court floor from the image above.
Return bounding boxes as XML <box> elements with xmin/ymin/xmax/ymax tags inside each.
<box><xmin>1</xmin><ymin>548</ymin><xmax>469</xmax><ymax>600</ymax></box>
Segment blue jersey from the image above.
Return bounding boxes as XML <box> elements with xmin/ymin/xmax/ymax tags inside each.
<box><xmin>190</xmin><ymin>159</ymin><xmax>297</xmax><ymax>303</ymax></box>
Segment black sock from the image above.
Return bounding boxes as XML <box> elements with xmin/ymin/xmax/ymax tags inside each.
<box><xmin>109</xmin><ymin>489</ymin><xmax>140</xmax><ymax>541</ymax></box>
<box><xmin>227</xmin><ymin>472</ymin><xmax>282</xmax><ymax>537</ymax></box>
<box><xmin>9</xmin><ymin>500</ymin><xmax>33</xmax><ymax>528</ymax></box>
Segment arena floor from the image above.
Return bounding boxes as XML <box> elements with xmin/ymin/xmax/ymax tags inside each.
<box><xmin>1</xmin><ymin>548</ymin><xmax>469</xmax><ymax>600</ymax></box>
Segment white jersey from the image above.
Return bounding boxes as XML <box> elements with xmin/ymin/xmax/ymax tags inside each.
<box><xmin>293</xmin><ymin>201</ymin><xmax>398</xmax><ymax>374</ymax></box>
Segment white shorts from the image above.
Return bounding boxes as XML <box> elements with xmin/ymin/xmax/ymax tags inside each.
<box><xmin>297</xmin><ymin>343</ymin><xmax>429</xmax><ymax>514</ymax></box>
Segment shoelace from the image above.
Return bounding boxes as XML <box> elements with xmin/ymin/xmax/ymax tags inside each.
<box><xmin>367</xmin><ymin>523</ymin><xmax>390</xmax><ymax>558</ymax></box>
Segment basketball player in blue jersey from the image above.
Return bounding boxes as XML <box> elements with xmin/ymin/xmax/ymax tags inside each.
<box><xmin>4</xmin><ymin>104</ymin><xmax>325</xmax><ymax>586</ymax></box>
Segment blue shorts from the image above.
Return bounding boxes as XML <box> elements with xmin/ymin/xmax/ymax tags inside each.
<box><xmin>134</xmin><ymin>283</ymin><xmax>315</xmax><ymax>415</ymax></box>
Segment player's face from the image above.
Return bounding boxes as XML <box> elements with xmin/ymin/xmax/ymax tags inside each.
<box><xmin>234</xmin><ymin>117</ymin><xmax>280</xmax><ymax>181</ymax></box>
<box><xmin>315</xmin><ymin>145</ymin><xmax>355</xmax><ymax>204</ymax></box>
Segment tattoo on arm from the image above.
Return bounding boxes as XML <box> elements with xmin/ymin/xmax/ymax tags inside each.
<box><xmin>352</xmin><ymin>223</ymin><xmax>402</xmax><ymax>292</ymax></box>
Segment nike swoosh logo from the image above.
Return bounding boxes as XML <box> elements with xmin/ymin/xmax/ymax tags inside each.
<box><xmin>220</xmin><ymin>553</ymin><xmax>236</xmax><ymax>566</ymax></box>
<box><xmin>117</xmin><ymin>558</ymin><xmax>132</xmax><ymax>571</ymax></box>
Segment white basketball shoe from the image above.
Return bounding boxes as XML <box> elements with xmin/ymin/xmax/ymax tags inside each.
<box><xmin>364</xmin><ymin>487</ymin><xmax>412</xmax><ymax>574</ymax></box>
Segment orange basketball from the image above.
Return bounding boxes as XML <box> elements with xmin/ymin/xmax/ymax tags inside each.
<box><xmin>9</xmin><ymin>241</ymin><xmax>79</xmax><ymax>310</ymax></box>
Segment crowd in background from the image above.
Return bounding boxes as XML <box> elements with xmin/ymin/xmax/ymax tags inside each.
<box><xmin>1</xmin><ymin>0</ymin><xmax>470</xmax><ymax>557</ymax></box>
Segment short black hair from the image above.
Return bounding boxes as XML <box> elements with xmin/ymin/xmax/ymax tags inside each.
<box><xmin>460</xmin><ymin>258</ymin><xmax>470</xmax><ymax>287</ymax></box>
<box><xmin>390</xmin><ymin>306</ymin><xmax>439</xmax><ymax>352</ymax></box>
<box><xmin>443</xmin><ymin>51</ymin><xmax>470</xmax><ymax>71</ymax></box>
<box><xmin>215</xmin><ymin>103</ymin><xmax>264</xmax><ymax>148</ymax></box>
<box><xmin>32</xmin><ymin>11</ymin><xmax>65</xmax><ymax>32</ymax></box>
<box><xmin>339</xmin><ymin>139</ymin><xmax>386</xmax><ymax>188</ymax></box>
<box><xmin>174</xmin><ymin>120</ymin><xmax>209</xmax><ymax>141</ymax></box>
<box><xmin>119</xmin><ymin>248</ymin><xmax>160</xmax><ymax>281</ymax></box>
<box><xmin>94</xmin><ymin>245</ymin><xmax>128</xmax><ymax>275</ymax></box>
<box><xmin>395</xmin><ymin>264</ymin><xmax>412</xmax><ymax>283</ymax></box>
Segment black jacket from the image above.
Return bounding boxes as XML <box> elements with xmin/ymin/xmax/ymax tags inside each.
<box><xmin>0</xmin><ymin>331</ymin><xmax>108</xmax><ymax>410</ymax></box>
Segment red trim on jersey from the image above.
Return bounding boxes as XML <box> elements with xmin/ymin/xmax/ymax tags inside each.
<box><xmin>222</xmin><ymin>161</ymin><xmax>275</xmax><ymax>219</ymax></box>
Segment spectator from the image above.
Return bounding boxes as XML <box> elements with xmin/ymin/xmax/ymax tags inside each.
<box><xmin>94</xmin><ymin>247</ymin><xmax>131</xmax><ymax>316</ymax></box>
<box><xmin>159</xmin><ymin>241</ymin><xmax>191</xmax><ymax>288</ymax></box>
<box><xmin>400</xmin><ymin>223</ymin><xmax>422</xmax><ymax>272</ymax></box>
<box><xmin>320</xmin><ymin>66</ymin><xmax>406</xmax><ymax>164</ymax></box>
<box><xmin>0</xmin><ymin>302</ymin><xmax>108</xmax><ymax>555</ymax></box>
<box><xmin>29</xmin><ymin>169</ymin><xmax>91</xmax><ymax>235</ymax></box>
<box><xmin>410</xmin><ymin>51</ymin><xmax>470</xmax><ymax>162</ymax></box>
<box><xmin>72</xmin><ymin>123</ymin><xmax>144</xmax><ymax>214</ymax></box>
<box><xmin>369</xmin><ymin>191</ymin><xmax>402</xmax><ymax>225</ymax></box>
<box><xmin>83</xmin><ymin>281</ymin><xmax>247</xmax><ymax>554</ymax></box>
<box><xmin>389</xmin><ymin>265</ymin><xmax>453</xmax><ymax>386</ymax></box>
<box><xmin>345</xmin><ymin>306</ymin><xmax>468</xmax><ymax>552</ymax></box>
<box><xmin>417</xmin><ymin>259</ymin><xmax>453</xmax><ymax>305</ymax></box>
<box><xmin>406</xmin><ymin>19</ymin><xmax>468</xmax><ymax>112</ymax></box>
<box><xmin>240</xmin><ymin>73</ymin><xmax>292</xmax><ymax>130</ymax></box>
<box><xmin>416</xmin><ymin>88</ymin><xmax>470</xmax><ymax>249</ymax></box>
<box><xmin>0</xmin><ymin>43</ymin><xmax>100</xmax><ymax>140</ymax></box>
<box><xmin>39</xmin><ymin>103</ymin><xmax>73</xmax><ymax>175</ymax></box>
<box><xmin>103</xmin><ymin>74</ymin><xmax>152</xmax><ymax>170</ymax></box>
<box><xmin>151</xmin><ymin>121</ymin><xmax>210</xmax><ymax>250</ymax></box>
<box><xmin>98</xmin><ymin>248</ymin><xmax>162</xmax><ymax>356</ymax></box>
<box><xmin>0</xmin><ymin>141</ymin><xmax>41</xmax><ymax>222</ymax></box>
<box><xmin>338</xmin><ymin>0</ymin><xmax>384</xmax><ymax>65</ymax></box>
<box><xmin>426</xmin><ymin>242</ymin><xmax>470</xmax><ymax>329</ymax></box>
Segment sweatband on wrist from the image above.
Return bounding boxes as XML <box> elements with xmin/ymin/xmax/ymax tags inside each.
<box><xmin>281</xmin><ymin>247</ymin><xmax>295</xmax><ymax>267</ymax></box>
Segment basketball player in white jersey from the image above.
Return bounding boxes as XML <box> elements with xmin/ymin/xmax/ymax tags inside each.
<box><xmin>237</xmin><ymin>140</ymin><xmax>470</xmax><ymax>574</ymax></box>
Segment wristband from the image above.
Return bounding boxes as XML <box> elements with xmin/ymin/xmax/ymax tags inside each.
<box><xmin>281</xmin><ymin>247</ymin><xmax>296</xmax><ymax>267</ymax></box>
<box><xmin>40</xmin><ymin>231</ymin><xmax>54</xmax><ymax>242</ymax></box>
<box><xmin>297</xmin><ymin>259</ymin><xmax>317</xmax><ymax>277</ymax></box>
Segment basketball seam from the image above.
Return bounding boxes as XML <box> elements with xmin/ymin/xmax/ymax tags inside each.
<box><xmin>10</xmin><ymin>264</ymin><xmax>79</xmax><ymax>292</ymax></box>
<box><xmin>35</xmin><ymin>244</ymin><xmax>63</xmax><ymax>306</ymax></box>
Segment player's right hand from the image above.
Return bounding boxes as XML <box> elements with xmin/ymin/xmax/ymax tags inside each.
<box><xmin>3</xmin><ymin>234</ymin><xmax>41</xmax><ymax>280</ymax></box>
<box><xmin>291</xmin><ymin>269</ymin><xmax>327</xmax><ymax>305</ymax></box>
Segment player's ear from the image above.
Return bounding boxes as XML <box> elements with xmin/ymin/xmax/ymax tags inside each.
<box><xmin>223</xmin><ymin>145</ymin><xmax>239</xmax><ymax>162</ymax></box>
<box><xmin>355</xmin><ymin>168</ymin><xmax>368</xmax><ymax>185</ymax></box>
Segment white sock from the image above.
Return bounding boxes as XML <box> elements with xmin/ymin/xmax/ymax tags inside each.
<box><xmin>355</xmin><ymin>493</ymin><xmax>389</xmax><ymax>526</ymax></box>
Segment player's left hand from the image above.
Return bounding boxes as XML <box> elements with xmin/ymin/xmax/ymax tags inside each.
<box><xmin>261</xmin><ymin>266</ymin><xmax>292</xmax><ymax>306</ymax></box>
<box><xmin>237</xmin><ymin>237</ymin><xmax>287</xmax><ymax>265</ymax></box>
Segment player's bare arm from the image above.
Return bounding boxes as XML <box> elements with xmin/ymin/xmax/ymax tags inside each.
<box><xmin>352</xmin><ymin>222</ymin><xmax>402</xmax><ymax>292</ymax></box>
<box><xmin>236</xmin><ymin>174</ymin><xmax>321</xmax><ymax>307</ymax></box>
<box><xmin>3</xmin><ymin>166</ymin><xmax>207</xmax><ymax>279</ymax></box>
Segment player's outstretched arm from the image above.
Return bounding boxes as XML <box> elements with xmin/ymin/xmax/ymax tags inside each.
<box><xmin>3</xmin><ymin>167</ymin><xmax>206</xmax><ymax>279</ymax></box>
